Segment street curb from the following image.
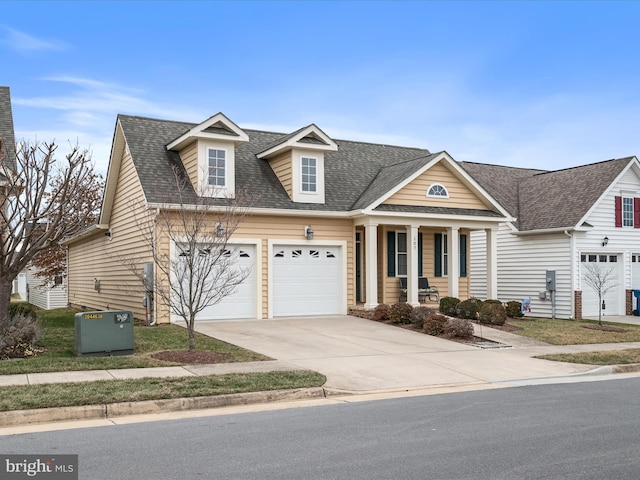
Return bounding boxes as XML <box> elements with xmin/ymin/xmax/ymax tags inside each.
<box><xmin>0</xmin><ymin>387</ymin><xmax>327</xmax><ymax>427</ymax></box>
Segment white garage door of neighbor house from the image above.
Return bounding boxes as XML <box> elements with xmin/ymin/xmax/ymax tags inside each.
<box><xmin>177</xmin><ymin>245</ymin><xmax>257</xmax><ymax>321</ymax></box>
<box><xmin>581</xmin><ymin>253</ymin><xmax>621</xmax><ymax>317</ymax></box>
<box><xmin>632</xmin><ymin>254</ymin><xmax>640</xmax><ymax>290</ymax></box>
<box><xmin>272</xmin><ymin>245</ymin><xmax>342</xmax><ymax>317</ymax></box>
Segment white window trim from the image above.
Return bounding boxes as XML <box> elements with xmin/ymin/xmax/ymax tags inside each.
<box><xmin>207</xmin><ymin>147</ymin><xmax>226</xmax><ymax>187</ymax></box>
<box><xmin>623</xmin><ymin>196</ymin><xmax>634</xmax><ymax>227</ymax></box>
<box><xmin>198</xmin><ymin>140</ymin><xmax>235</xmax><ymax>199</ymax></box>
<box><xmin>427</xmin><ymin>183</ymin><xmax>449</xmax><ymax>198</ymax></box>
<box><xmin>300</xmin><ymin>156</ymin><xmax>318</xmax><ymax>194</ymax></box>
<box><xmin>442</xmin><ymin>233</ymin><xmax>448</xmax><ymax>277</ymax></box>
<box><xmin>395</xmin><ymin>231</ymin><xmax>407</xmax><ymax>277</ymax></box>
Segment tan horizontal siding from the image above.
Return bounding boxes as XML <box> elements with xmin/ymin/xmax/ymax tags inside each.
<box><xmin>68</xmin><ymin>149</ymin><xmax>152</xmax><ymax>320</ymax></box>
<box><xmin>180</xmin><ymin>141</ymin><xmax>199</xmax><ymax>191</ymax></box>
<box><xmin>385</xmin><ymin>161</ymin><xmax>488</xmax><ymax>210</ymax></box>
<box><xmin>269</xmin><ymin>152</ymin><xmax>293</xmax><ymax>199</ymax></box>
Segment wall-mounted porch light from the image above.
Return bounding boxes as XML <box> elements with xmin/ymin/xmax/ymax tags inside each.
<box><xmin>602</xmin><ymin>236</ymin><xmax>609</xmax><ymax>247</ymax></box>
<box><xmin>215</xmin><ymin>223</ymin><xmax>225</xmax><ymax>238</ymax></box>
<box><xmin>304</xmin><ymin>225</ymin><xmax>314</xmax><ymax>240</ymax></box>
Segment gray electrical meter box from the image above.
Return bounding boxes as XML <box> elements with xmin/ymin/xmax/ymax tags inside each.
<box><xmin>74</xmin><ymin>311</ymin><xmax>134</xmax><ymax>356</ymax></box>
<box><xmin>546</xmin><ymin>270</ymin><xmax>556</xmax><ymax>291</ymax></box>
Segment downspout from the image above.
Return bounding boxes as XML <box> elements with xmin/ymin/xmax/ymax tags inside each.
<box><xmin>564</xmin><ymin>230</ymin><xmax>575</xmax><ymax>320</ymax></box>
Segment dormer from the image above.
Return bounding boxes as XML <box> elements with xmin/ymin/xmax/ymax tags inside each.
<box><xmin>257</xmin><ymin>124</ymin><xmax>338</xmax><ymax>204</ymax></box>
<box><xmin>166</xmin><ymin>113</ymin><xmax>249</xmax><ymax>198</ymax></box>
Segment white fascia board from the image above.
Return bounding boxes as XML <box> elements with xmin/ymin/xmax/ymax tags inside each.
<box><xmin>358</xmin><ymin>209</ymin><xmax>509</xmax><ymax>225</ymax></box>
<box><xmin>99</xmin><ymin>120</ymin><xmax>129</xmax><ymax>225</ymax></box>
<box><xmin>166</xmin><ymin>113</ymin><xmax>249</xmax><ymax>151</ymax></box>
<box><xmin>574</xmin><ymin>156</ymin><xmax>640</xmax><ymax>229</ymax></box>
<box><xmin>256</xmin><ymin>124</ymin><xmax>338</xmax><ymax>159</ymax></box>
<box><xmin>62</xmin><ymin>224</ymin><xmax>110</xmax><ymax>245</ymax></box>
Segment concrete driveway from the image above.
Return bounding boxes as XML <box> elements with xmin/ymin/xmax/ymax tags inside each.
<box><xmin>194</xmin><ymin>315</ymin><xmax>593</xmax><ymax>392</ymax></box>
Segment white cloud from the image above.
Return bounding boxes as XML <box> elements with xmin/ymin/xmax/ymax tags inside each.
<box><xmin>0</xmin><ymin>26</ymin><xmax>68</xmax><ymax>54</ymax></box>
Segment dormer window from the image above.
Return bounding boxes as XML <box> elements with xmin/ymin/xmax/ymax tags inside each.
<box><xmin>301</xmin><ymin>157</ymin><xmax>317</xmax><ymax>193</ymax></box>
<box><xmin>208</xmin><ymin>148</ymin><xmax>226</xmax><ymax>187</ymax></box>
<box><xmin>427</xmin><ymin>183</ymin><xmax>448</xmax><ymax>198</ymax></box>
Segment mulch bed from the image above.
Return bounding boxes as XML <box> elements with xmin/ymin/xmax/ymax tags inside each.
<box><xmin>581</xmin><ymin>324</ymin><xmax>628</xmax><ymax>333</ymax></box>
<box><xmin>151</xmin><ymin>350</ymin><xmax>231</xmax><ymax>364</ymax></box>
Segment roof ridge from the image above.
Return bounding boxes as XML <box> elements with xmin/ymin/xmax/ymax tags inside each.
<box><xmin>529</xmin><ymin>156</ymin><xmax>635</xmax><ymax>177</ymax></box>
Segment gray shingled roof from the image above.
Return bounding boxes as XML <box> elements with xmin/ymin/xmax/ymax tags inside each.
<box><xmin>460</xmin><ymin>158</ymin><xmax>634</xmax><ymax>231</ymax></box>
<box><xmin>119</xmin><ymin>114</ymin><xmax>491</xmax><ymax>215</ymax></box>
<box><xmin>0</xmin><ymin>86</ymin><xmax>17</xmax><ymax>176</ymax></box>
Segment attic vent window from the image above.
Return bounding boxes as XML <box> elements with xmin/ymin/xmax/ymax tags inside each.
<box><xmin>427</xmin><ymin>183</ymin><xmax>448</xmax><ymax>198</ymax></box>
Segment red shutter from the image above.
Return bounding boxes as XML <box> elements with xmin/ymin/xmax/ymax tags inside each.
<box><xmin>615</xmin><ymin>196</ymin><xmax>622</xmax><ymax>227</ymax></box>
<box><xmin>634</xmin><ymin>198</ymin><xmax>640</xmax><ymax>228</ymax></box>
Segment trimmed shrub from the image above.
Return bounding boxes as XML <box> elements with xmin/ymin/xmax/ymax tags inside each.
<box><xmin>423</xmin><ymin>312</ymin><xmax>448</xmax><ymax>336</ymax></box>
<box><xmin>411</xmin><ymin>306</ymin><xmax>435</xmax><ymax>330</ymax></box>
<box><xmin>373</xmin><ymin>304</ymin><xmax>391</xmax><ymax>322</ymax></box>
<box><xmin>478</xmin><ymin>302</ymin><xmax>507</xmax><ymax>326</ymax></box>
<box><xmin>483</xmin><ymin>299</ymin><xmax>503</xmax><ymax>306</ymax></box>
<box><xmin>389</xmin><ymin>302</ymin><xmax>414</xmax><ymax>324</ymax></box>
<box><xmin>443</xmin><ymin>317</ymin><xmax>475</xmax><ymax>339</ymax></box>
<box><xmin>439</xmin><ymin>296</ymin><xmax>460</xmax><ymax>316</ymax></box>
<box><xmin>506</xmin><ymin>301</ymin><xmax>524</xmax><ymax>318</ymax></box>
<box><xmin>456</xmin><ymin>298</ymin><xmax>483</xmax><ymax>320</ymax></box>
<box><xmin>0</xmin><ymin>314</ymin><xmax>43</xmax><ymax>359</ymax></box>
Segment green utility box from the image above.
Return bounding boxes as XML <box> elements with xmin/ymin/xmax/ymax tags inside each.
<box><xmin>74</xmin><ymin>311</ymin><xmax>134</xmax><ymax>356</ymax></box>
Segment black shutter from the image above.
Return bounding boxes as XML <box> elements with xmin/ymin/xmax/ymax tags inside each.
<box><xmin>387</xmin><ymin>231</ymin><xmax>395</xmax><ymax>277</ymax></box>
<box><xmin>434</xmin><ymin>233</ymin><xmax>442</xmax><ymax>277</ymax></box>
<box><xmin>459</xmin><ymin>233</ymin><xmax>467</xmax><ymax>277</ymax></box>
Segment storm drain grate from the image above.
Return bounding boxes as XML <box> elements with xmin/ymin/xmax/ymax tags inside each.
<box><xmin>471</xmin><ymin>341</ymin><xmax>512</xmax><ymax>349</ymax></box>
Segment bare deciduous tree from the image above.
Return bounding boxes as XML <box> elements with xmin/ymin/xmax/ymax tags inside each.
<box><xmin>121</xmin><ymin>167</ymin><xmax>255</xmax><ymax>351</ymax></box>
<box><xmin>582</xmin><ymin>262</ymin><xmax>617</xmax><ymax>326</ymax></box>
<box><xmin>0</xmin><ymin>141</ymin><xmax>102</xmax><ymax>329</ymax></box>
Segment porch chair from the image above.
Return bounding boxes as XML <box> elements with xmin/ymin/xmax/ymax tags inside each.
<box><xmin>398</xmin><ymin>277</ymin><xmax>440</xmax><ymax>303</ymax></box>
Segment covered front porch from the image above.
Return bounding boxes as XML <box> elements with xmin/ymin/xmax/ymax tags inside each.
<box><xmin>354</xmin><ymin>217</ymin><xmax>499</xmax><ymax>308</ymax></box>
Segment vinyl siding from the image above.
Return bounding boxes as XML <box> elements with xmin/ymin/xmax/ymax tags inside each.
<box><xmin>385</xmin><ymin>161</ymin><xmax>488</xmax><ymax>210</ymax></box>
<box><xmin>179</xmin><ymin>141</ymin><xmax>199</xmax><ymax>192</ymax></box>
<box><xmin>67</xmin><ymin>148</ymin><xmax>152</xmax><ymax>320</ymax></box>
<box><xmin>24</xmin><ymin>267</ymin><xmax>67</xmax><ymax>310</ymax></box>
<box><xmin>471</xmin><ymin>224</ymin><xmax>573</xmax><ymax>318</ymax></box>
<box><xmin>268</xmin><ymin>152</ymin><xmax>293</xmax><ymax>199</ymax></box>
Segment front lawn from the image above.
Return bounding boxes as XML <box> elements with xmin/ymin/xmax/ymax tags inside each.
<box><xmin>506</xmin><ymin>317</ymin><xmax>640</xmax><ymax>345</ymax></box>
<box><xmin>0</xmin><ymin>308</ymin><xmax>270</xmax><ymax>375</ymax></box>
<box><xmin>536</xmin><ymin>349</ymin><xmax>640</xmax><ymax>365</ymax></box>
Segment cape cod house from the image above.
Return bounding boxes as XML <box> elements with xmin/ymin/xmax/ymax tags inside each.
<box><xmin>65</xmin><ymin>113</ymin><xmax>511</xmax><ymax>323</ymax></box>
<box><xmin>462</xmin><ymin>157</ymin><xmax>640</xmax><ymax>320</ymax></box>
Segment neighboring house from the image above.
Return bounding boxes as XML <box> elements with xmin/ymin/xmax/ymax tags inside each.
<box><xmin>0</xmin><ymin>86</ymin><xmax>17</xmax><ymax>184</ymax></box>
<box><xmin>65</xmin><ymin>113</ymin><xmax>511</xmax><ymax>323</ymax></box>
<box><xmin>462</xmin><ymin>157</ymin><xmax>640</xmax><ymax>320</ymax></box>
<box><xmin>23</xmin><ymin>267</ymin><xmax>67</xmax><ymax>310</ymax></box>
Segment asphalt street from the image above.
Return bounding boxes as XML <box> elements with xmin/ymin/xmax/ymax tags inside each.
<box><xmin>3</xmin><ymin>376</ymin><xmax>640</xmax><ymax>479</ymax></box>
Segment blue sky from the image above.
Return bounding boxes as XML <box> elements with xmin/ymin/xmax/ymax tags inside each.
<box><xmin>2</xmin><ymin>0</ymin><xmax>640</xmax><ymax>175</ymax></box>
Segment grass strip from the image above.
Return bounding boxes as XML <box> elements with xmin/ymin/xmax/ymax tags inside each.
<box><xmin>536</xmin><ymin>348</ymin><xmax>640</xmax><ymax>365</ymax></box>
<box><xmin>0</xmin><ymin>371</ymin><xmax>326</xmax><ymax>412</ymax></box>
<box><xmin>0</xmin><ymin>308</ymin><xmax>270</xmax><ymax>375</ymax></box>
<box><xmin>507</xmin><ymin>317</ymin><xmax>640</xmax><ymax>345</ymax></box>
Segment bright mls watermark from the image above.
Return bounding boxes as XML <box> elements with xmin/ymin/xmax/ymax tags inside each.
<box><xmin>1</xmin><ymin>455</ymin><xmax>77</xmax><ymax>479</ymax></box>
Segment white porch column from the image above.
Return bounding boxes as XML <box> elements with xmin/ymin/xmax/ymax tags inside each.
<box><xmin>486</xmin><ymin>227</ymin><xmax>498</xmax><ymax>299</ymax></box>
<box><xmin>406</xmin><ymin>225</ymin><xmax>420</xmax><ymax>306</ymax></box>
<box><xmin>448</xmin><ymin>227</ymin><xmax>459</xmax><ymax>298</ymax></box>
<box><xmin>364</xmin><ymin>223</ymin><xmax>379</xmax><ymax>308</ymax></box>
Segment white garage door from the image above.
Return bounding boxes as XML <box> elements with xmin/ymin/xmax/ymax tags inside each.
<box><xmin>175</xmin><ymin>244</ymin><xmax>256</xmax><ymax>321</ymax></box>
<box><xmin>581</xmin><ymin>253</ymin><xmax>621</xmax><ymax>317</ymax></box>
<box><xmin>632</xmin><ymin>254</ymin><xmax>640</xmax><ymax>290</ymax></box>
<box><xmin>273</xmin><ymin>245</ymin><xmax>342</xmax><ymax>317</ymax></box>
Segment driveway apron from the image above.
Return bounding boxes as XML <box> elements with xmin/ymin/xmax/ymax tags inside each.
<box><xmin>193</xmin><ymin>316</ymin><xmax>593</xmax><ymax>392</ymax></box>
